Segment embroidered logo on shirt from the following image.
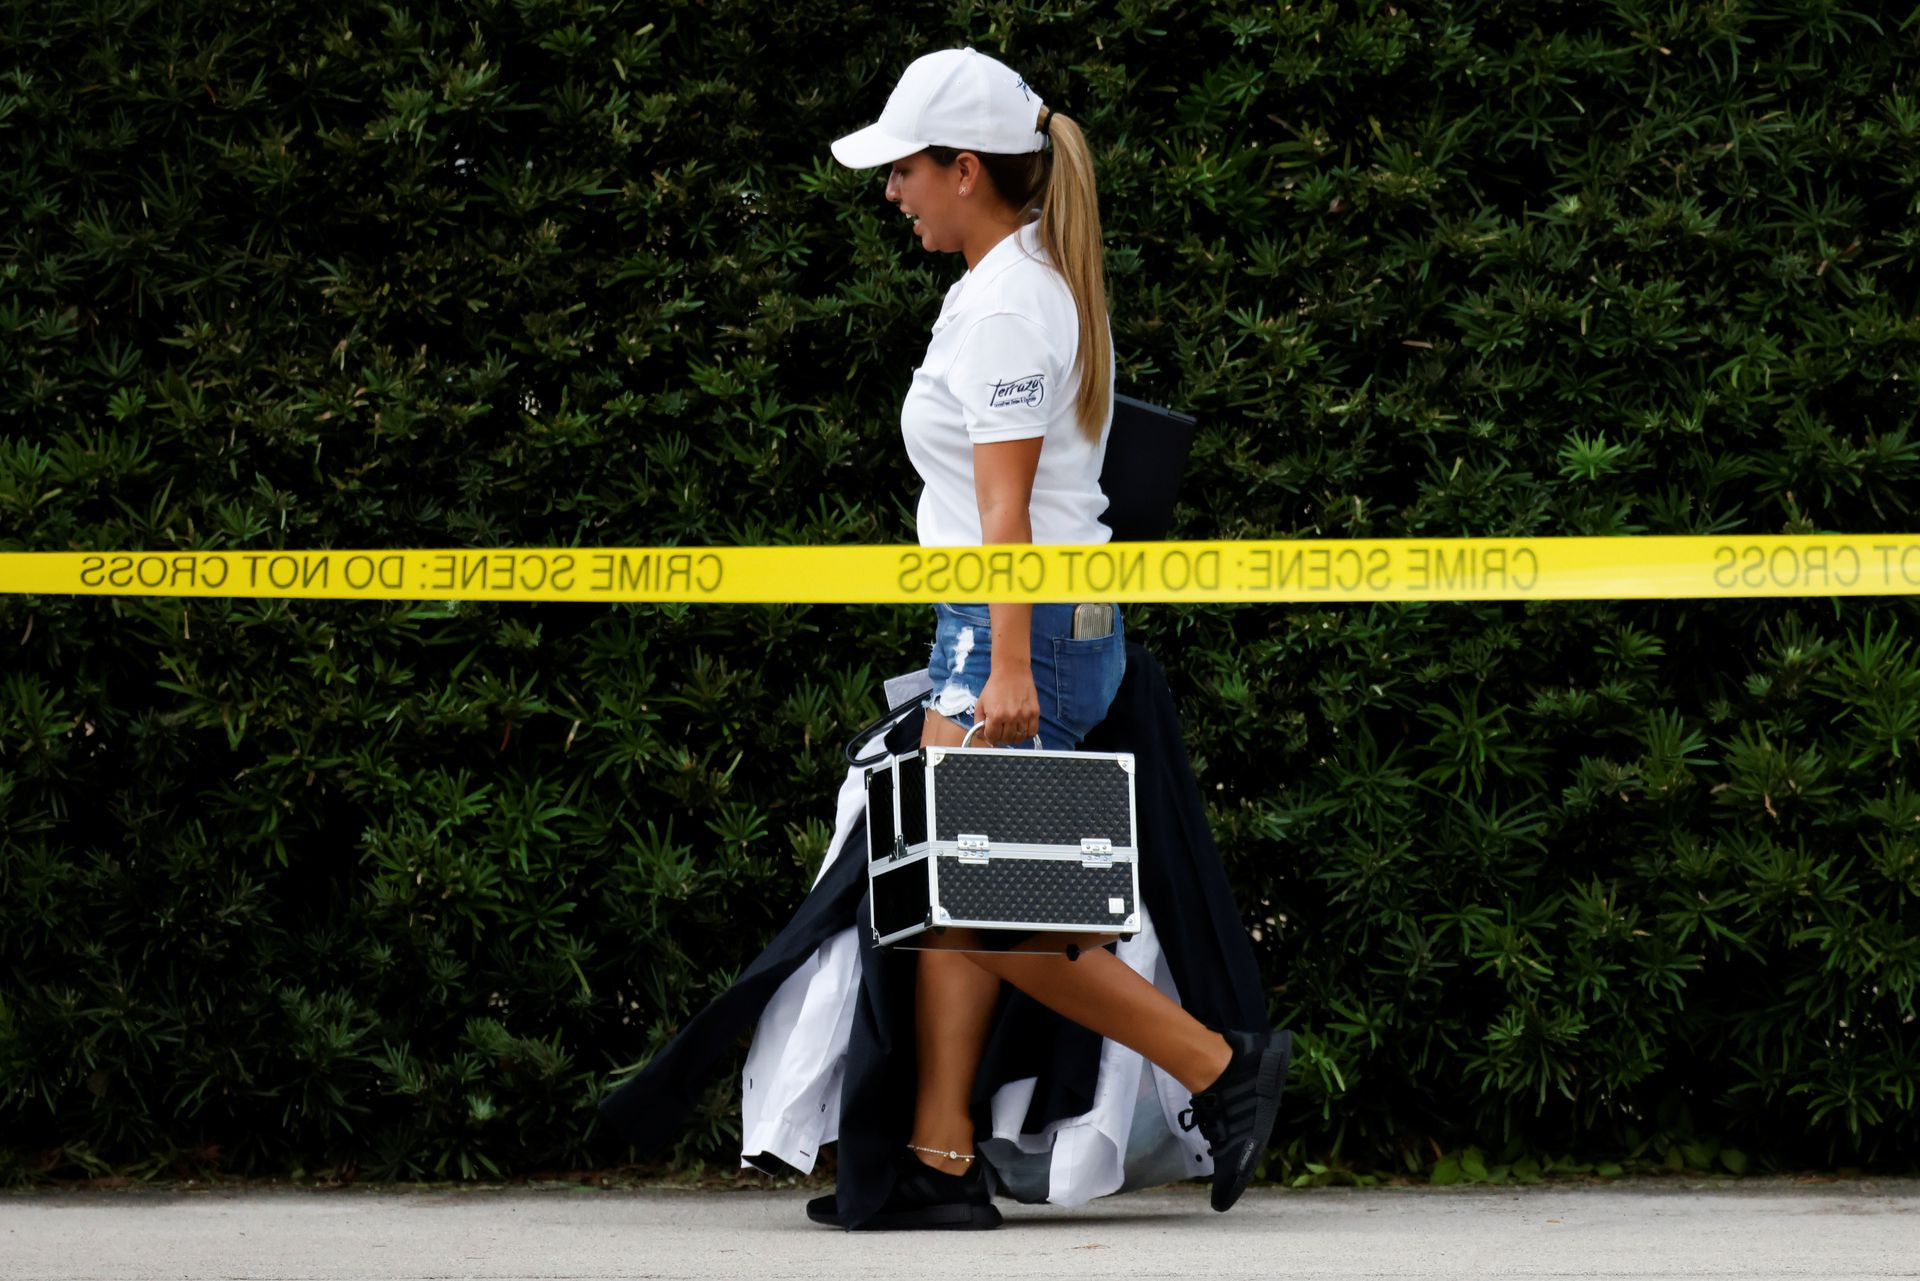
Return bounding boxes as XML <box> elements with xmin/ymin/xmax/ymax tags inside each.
<box><xmin>987</xmin><ymin>374</ymin><xmax>1046</xmax><ymax>409</ymax></box>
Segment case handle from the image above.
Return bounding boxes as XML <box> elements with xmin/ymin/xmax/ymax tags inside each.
<box><xmin>960</xmin><ymin>721</ymin><xmax>1044</xmax><ymax>751</ymax></box>
<box><xmin>844</xmin><ymin>691</ymin><xmax>929</xmax><ymax>769</ymax></box>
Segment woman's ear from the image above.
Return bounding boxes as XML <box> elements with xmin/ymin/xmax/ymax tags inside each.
<box><xmin>953</xmin><ymin>151</ymin><xmax>981</xmax><ymax>196</ymax></box>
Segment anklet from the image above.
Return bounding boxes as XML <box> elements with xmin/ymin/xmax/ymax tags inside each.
<box><xmin>906</xmin><ymin>1143</ymin><xmax>974</xmax><ymax>1163</ymax></box>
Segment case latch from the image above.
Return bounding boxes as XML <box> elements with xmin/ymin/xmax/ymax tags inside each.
<box><xmin>1080</xmin><ymin>837</ymin><xmax>1115</xmax><ymax>867</ymax></box>
<box><xmin>956</xmin><ymin>833</ymin><xmax>991</xmax><ymax>865</ymax></box>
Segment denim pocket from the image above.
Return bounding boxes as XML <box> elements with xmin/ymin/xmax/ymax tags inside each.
<box><xmin>1050</xmin><ymin>631</ymin><xmax>1125</xmax><ymax>740</ymax></box>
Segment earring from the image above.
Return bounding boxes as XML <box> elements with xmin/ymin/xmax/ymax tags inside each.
<box><xmin>960</xmin><ymin>186</ymin><xmax>970</xmax><ymax>196</ymax></box>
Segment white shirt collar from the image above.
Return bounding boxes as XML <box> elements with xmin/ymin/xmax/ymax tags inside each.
<box><xmin>959</xmin><ymin>218</ymin><xmax>1045</xmax><ymax>293</ymax></box>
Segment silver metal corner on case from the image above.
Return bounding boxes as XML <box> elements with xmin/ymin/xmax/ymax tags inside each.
<box><xmin>932</xmin><ymin>906</ymin><xmax>952</xmax><ymax>925</ymax></box>
<box><xmin>925</xmin><ymin>748</ymin><xmax>945</xmax><ymax>767</ymax></box>
<box><xmin>1118</xmin><ymin>757</ymin><xmax>1135</xmax><ymax>775</ymax></box>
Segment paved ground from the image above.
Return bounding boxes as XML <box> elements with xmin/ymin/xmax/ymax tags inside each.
<box><xmin>5</xmin><ymin>1178</ymin><xmax>1918</xmax><ymax>1280</ymax></box>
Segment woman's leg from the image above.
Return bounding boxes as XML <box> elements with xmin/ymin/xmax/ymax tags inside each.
<box><xmin>907</xmin><ymin>708</ymin><xmax>1001</xmax><ymax>1176</ymax></box>
<box><xmin>912</xmin><ymin>949</ymin><xmax>999</xmax><ymax>1175</ymax></box>
<box><xmin>965</xmin><ymin>947</ymin><xmax>1231</xmax><ymax>1093</ymax></box>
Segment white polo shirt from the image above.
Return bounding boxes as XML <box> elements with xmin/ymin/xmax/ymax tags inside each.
<box><xmin>900</xmin><ymin>219</ymin><xmax>1115</xmax><ymax>547</ymax></box>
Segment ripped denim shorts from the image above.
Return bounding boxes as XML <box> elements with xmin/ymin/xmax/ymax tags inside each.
<box><xmin>923</xmin><ymin>601</ymin><xmax>1126</xmax><ymax>752</ymax></box>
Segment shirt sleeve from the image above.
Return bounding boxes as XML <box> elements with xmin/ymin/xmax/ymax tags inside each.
<box><xmin>944</xmin><ymin>311</ymin><xmax>1060</xmax><ymax>444</ymax></box>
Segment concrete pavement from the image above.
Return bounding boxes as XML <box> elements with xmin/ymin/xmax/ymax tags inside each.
<box><xmin>4</xmin><ymin>1177</ymin><xmax>1917</xmax><ymax>1280</ymax></box>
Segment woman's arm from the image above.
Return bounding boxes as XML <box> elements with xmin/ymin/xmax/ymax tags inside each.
<box><xmin>971</xmin><ymin>436</ymin><xmax>1044</xmax><ymax>745</ymax></box>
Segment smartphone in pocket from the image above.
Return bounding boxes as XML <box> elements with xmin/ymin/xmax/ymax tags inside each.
<box><xmin>1071</xmin><ymin>602</ymin><xmax>1115</xmax><ymax>640</ymax></box>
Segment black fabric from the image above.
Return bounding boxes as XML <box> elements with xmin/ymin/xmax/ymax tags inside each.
<box><xmin>596</xmin><ymin>642</ymin><xmax>1268</xmax><ymax>1227</ymax></box>
<box><xmin>593</xmin><ymin>809</ymin><xmax>874</xmax><ymax>1159</ymax></box>
<box><xmin>1098</xmin><ymin>396</ymin><xmax>1198</xmax><ymax>543</ymax></box>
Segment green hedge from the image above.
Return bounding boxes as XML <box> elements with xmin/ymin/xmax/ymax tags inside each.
<box><xmin>3</xmin><ymin>0</ymin><xmax>1918</xmax><ymax>1184</ymax></box>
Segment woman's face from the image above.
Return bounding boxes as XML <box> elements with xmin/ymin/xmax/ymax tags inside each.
<box><xmin>885</xmin><ymin>151</ymin><xmax>968</xmax><ymax>254</ymax></box>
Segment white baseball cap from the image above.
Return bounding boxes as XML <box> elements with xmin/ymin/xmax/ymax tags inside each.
<box><xmin>830</xmin><ymin>47</ymin><xmax>1046</xmax><ymax>169</ymax></box>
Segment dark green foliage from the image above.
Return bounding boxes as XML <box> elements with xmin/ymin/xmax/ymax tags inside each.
<box><xmin>3</xmin><ymin>0</ymin><xmax>1918</xmax><ymax>1184</ymax></box>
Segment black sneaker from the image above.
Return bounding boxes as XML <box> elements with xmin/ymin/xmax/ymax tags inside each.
<box><xmin>805</xmin><ymin>1150</ymin><xmax>1001</xmax><ymax>1230</ymax></box>
<box><xmin>1180</xmin><ymin>1028</ymin><xmax>1293</xmax><ymax>1212</ymax></box>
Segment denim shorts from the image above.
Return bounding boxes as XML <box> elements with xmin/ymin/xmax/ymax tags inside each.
<box><xmin>923</xmin><ymin>601</ymin><xmax>1126</xmax><ymax>751</ymax></box>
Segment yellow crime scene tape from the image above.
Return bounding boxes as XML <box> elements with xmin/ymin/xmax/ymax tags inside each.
<box><xmin>5</xmin><ymin>536</ymin><xmax>1920</xmax><ymax>604</ymax></box>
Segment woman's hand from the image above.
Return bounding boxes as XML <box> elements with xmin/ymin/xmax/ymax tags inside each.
<box><xmin>973</xmin><ymin>664</ymin><xmax>1040</xmax><ymax>746</ymax></box>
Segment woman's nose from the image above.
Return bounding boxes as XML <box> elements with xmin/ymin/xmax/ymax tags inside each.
<box><xmin>884</xmin><ymin>170</ymin><xmax>901</xmax><ymax>201</ymax></box>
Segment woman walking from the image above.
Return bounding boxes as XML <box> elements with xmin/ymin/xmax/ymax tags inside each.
<box><xmin>816</xmin><ymin>47</ymin><xmax>1292</xmax><ymax>1230</ymax></box>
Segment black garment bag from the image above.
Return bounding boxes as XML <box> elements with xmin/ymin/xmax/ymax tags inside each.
<box><xmin>1100</xmin><ymin>394</ymin><xmax>1197</xmax><ymax>543</ymax></box>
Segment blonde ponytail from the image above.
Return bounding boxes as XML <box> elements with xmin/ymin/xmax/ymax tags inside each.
<box><xmin>1035</xmin><ymin>110</ymin><xmax>1111</xmax><ymax>444</ymax></box>
<box><xmin>929</xmin><ymin>107</ymin><xmax>1112</xmax><ymax>443</ymax></box>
